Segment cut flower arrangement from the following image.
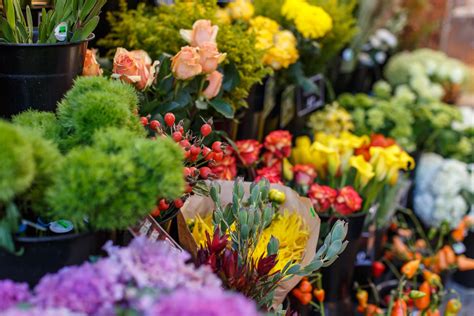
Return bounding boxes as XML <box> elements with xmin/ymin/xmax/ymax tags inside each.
<box><xmin>181</xmin><ymin>179</ymin><xmax>348</xmax><ymax>311</ymax></box>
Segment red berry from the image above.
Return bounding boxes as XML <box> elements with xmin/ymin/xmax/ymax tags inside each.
<box><xmin>212</xmin><ymin>141</ymin><xmax>222</xmax><ymax>153</ymax></box>
<box><xmin>200</xmin><ymin>123</ymin><xmax>212</xmax><ymax>137</ymax></box>
<box><xmin>189</xmin><ymin>167</ymin><xmax>197</xmax><ymax>176</ymax></box>
<box><xmin>180</xmin><ymin>139</ymin><xmax>191</xmax><ymax>149</ymax></box>
<box><xmin>204</xmin><ymin>152</ymin><xmax>215</xmax><ymax>161</ymax></box>
<box><xmin>150</xmin><ymin>206</ymin><xmax>161</xmax><ymax>217</ymax></box>
<box><xmin>150</xmin><ymin>120</ymin><xmax>160</xmax><ymax>130</ymax></box>
<box><xmin>371</xmin><ymin>261</ymin><xmax>385</xmax><ymax>278</ymax></box>
<box><xmin>185</xmin><ymin>183</ymin><xmax>193</xmax><ymax>193</ymax></box>
<box><xmin>202</xmin><ymin>146</ymin><xmax>211</xmax><ymax>157</ymax></box>
<box><xmin>140</xmin><ymin>117</ymin><xmax>148</xmax><ymax>126</ymax></box>
<box><xmin>184</xmin><ymin>167</ymin><xmax>192</xmax><ymax>177</ymax></box>
<box><xmin>190</xmin><ymin>145</ymin><xmax>201</xmax><ymax>156</ymax></box>
<box><xmin>158</xmin><ymin>199</ymin><xmax>169</xmax><ymax>211</ymax></box>
<box><xmin>188</xmin><ymin>154</ymin><xmax>198</xmax><ymax>162</ymax></box>
<box><xmin>184</xmin><ymin>150</ymin><xmax>191</xmax><ymax>159</ymax></box>
<box><xmin>199</xmin><ymin>167</ymin><xmax>212</xmax><ymax>179</ymax></box>
<box><xmin>213</xmin><ymin>152</ymin><xmax>224</xmax><ymax>162</ymax></box>
<box><xmin>179</xmin><ymin>126</ymin><xmax>185</xmax><ymax>134</ymax></box>
<box><xmin>172</xmin><ymin>131</ymin><xmax>182</xmax><ymax>142</ymax></box>
<box><xmin>174</xmin><ymin>198</ymin><xmax>184</xmax><ymax>209</ymax></box>
<box><xmin>164</xmin><ymin>113</ymin><xmax>175</xmax><ymax>127</ymax></box>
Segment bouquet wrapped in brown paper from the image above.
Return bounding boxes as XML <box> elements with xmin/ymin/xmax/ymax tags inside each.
<box><xmin>178</xmin><ymin>179</ymin><xmax>348</xmax><ymax>311</ymax></box>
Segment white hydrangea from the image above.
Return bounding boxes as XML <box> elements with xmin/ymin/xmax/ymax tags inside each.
<box><xmin>414</xmin><ymin>153</ymin><xmax>471</xmax><ymax>229</ymax></box>
<box><xmin>452</xmin><ymin>107</ymin><xmax>474</xmax><ymax>131</ymax></box>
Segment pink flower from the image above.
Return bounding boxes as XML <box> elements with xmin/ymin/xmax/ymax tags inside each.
<box><xmin>203</xmin><ymin>70</ymin><xmax>223</xmax><ymax>99</ymax></box>
<box><xmin>180</xmin><ymin>20</ymin><xmax>219</xmax><ymax>47</ymax></box>
<box><xmin>333</xmin><ymin>186</ymin><xmax>363</xmax><ymax>216</ymax></box>
<box><xmin>255</xmin><ymin>165</ymin><xmax>282</xmax><ymax>184</ymax></box>
<box><xmin>171</xmin><ymin>46</ymin><xmax>202</xmax><ymax>80</ymax></box>
<box><xmin>198</xmin><ymin>42</ymin><xmax>226</xmax><ymax>74</ymax></box>
<box><xmin>235</xmin><ymin>139</ymin><xmax>262</xmax><ymax>166</ymax></box>
<box><xmin>264</xmin><ymin>130</ymin><xmax>292</xmax><ymax>158</ymax></box>
<box><xmin>112</xmin><ymin>48</ymin><xmax>158</xmax><ymax>90</ymax></box>
<box><xmin>293</xmin><ymin>164</ymin><xmax>317</xmax><ymax>186</ymax></box>
<box><xmin>82</xmin><ymin>49</ymin><xmax>103</xmax><ymax>76</ymax></box>
<box><xmin>308</xmin><ymin>184</ymin><xmax>337</xmax><ymax>212</ymax></box>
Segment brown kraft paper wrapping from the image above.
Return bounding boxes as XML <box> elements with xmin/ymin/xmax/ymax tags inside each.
<box><xmin>177</xmin><ymin>180</ymin><xmax>320</xmax><ymax>309</ymax></box>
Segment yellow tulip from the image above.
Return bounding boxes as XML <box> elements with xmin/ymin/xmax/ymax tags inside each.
<box><xmin>283</xmin><ymin>158</ymin><xmax>294</xmax><ymax>181</ymax></box>
<box><xmin>311</xmin><ymin>141</ymin><xmax>340</xmax><ymax>177</ymax></box>
<box><xmin>350</xmin><ymin>155</ymin><xmax>375</xmax><ymax>188</ymax></box>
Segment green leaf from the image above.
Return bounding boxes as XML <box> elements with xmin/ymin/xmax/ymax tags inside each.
<box><xmin>266</xmin><ymin>235</ymin><xmax>279</xmax><ymax>256</ymax></box>
<box><xmin>331</xmin><ymin>222</ymin><xmax>346</xmax><ymax>243</ymax></box>
<box><xmin>79</xmin><ymin>0</ymin><xmax>96</xmax><ymax>21</ymax></box>
<box><xmin>0</xmin><ymin>17</ymin><xmax>15</xmax><ymax>42</ymax></box>
<box><xmin>326</xmin><ymin>240</ymin><xmax>343</xmax><ymax>259</ymax></box>
<box><xmin>322</xmin><ymin>255</ymin><xmax>339</xmax><ymax>267</ymax></box>
<box><xmin>71</xmin><ymin>15</ymin><xmax>98</xmax><ymax>41</ymax></box>
<box><xmin>286</xmin><ymin>264</ymin><xmax>301</xmax><ymax>275</ymax></box>
<box><xmin>222</xmin><ymin>63</ymin><xmax>240</xmax><ymax>91</ymax></box>
<box><xmin>315</xmin><ymin>243</ymin><xmax>327</xmax><ymax>258</ymax></box>
<box><xmin>209</xmin><ymin>99</ymin><xmax>234</xmax><ymax>118</ymax></box>
<box><xmin>158</xmin><ymin>101</ymin><xmax>187</xmax><ymax>113</ymax></box>
<box><xmin>26</xmin><ymin>6</ymin><xmax>33</xmax><ymax>43</ymax></box>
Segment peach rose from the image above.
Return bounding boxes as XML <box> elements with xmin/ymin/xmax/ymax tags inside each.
<box><xmin>203</xmin><ymin>70</ymin><xmax>223</xmax><ymax>99</ymax></box>
<box><xmin>171</xmin><ymin>46</ymin><xmax>202</xmax><ymax>80</ymax></box>
<box><xmin>83</xmin><ymin>49</ymin><xmax>103</xmax><ymax>76</ymax></box>
<box><xmin>198</xmin><ymin>42</ymin><xmax>226</xmax><ymax>74</ymax></box>
<box><xmin>180</xmin><ymin>19</ymin><xmax>219</xmax><ymax>47</ymax></box>
<box><xmin>112</xmin><ymin>48</ymin><xmax>159</xmax><ymax>90</ymax></box>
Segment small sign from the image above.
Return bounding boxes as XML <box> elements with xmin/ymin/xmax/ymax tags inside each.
<box><xmin>54</xmin><ymin>22</ymin><xmax>68</xmax><ymax>42</ymax></box>
<box><xmin>129</xmin><ymin>215</ymin><xmax>183</xmax><ymax>251</ymax></box>
<box><xmin>296</xmin><ymin>74</ymin><xmax>325</xmax><ymax>117</ymax></box>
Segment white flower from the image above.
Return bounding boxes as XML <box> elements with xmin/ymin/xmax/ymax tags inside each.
<box><xmin>430</xmin><ymin>159</ymin><xmax>468</xmax><ymax>196</ymax></box>
<box><xmin>375</xmin><ymin>28</ymin><xmax>397</xmax><ymax>48</ymax></box>
<box><xmin>452</xmin><ymin>106</ymin><xmax>474</xmax><ymax>131</ymax></box>
<box><xmin>432</xmin><ymin>196</ymin><xmax>468</xmax><ymax>229</ymax></box>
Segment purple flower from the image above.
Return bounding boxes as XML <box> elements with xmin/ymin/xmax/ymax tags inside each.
<box><xmin>3</xmin><ymin>307</ymin><xmax>83</xmax><ymax>316</ymax></box>
<box><xmin>0</xmin><ymin>280</ymin><xmax>31</xmax><ymax>310</ymax></box>
<box><xmin>32</xmin><ymin>259</ymin><xmax>124</xmax><ymax>315</ymax></box>
<box><xmin>104</xmin><ymin>237</ymin><xmax>221</xmax><ymax>291</ymax></box>
<box><xmin>147</xmin><ymin>288</ymin><xmax>260</xmax><ymax>316</ymax></box>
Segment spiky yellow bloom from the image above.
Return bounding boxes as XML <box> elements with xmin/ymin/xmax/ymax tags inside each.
<box><xmin>282</xmin><ymin>0</ymin><xmax>333</xmax><ymax>39</ymax></box>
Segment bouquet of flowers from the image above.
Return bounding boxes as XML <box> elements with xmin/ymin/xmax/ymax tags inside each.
<box><xmin>180</xmin><ymin>179</ymin><xmax>348</xmax><ymax>311</ymax></box>
<box><xmin>0</xmin><ymin>237</ymin><xmax>260</xmax><ymax>316</ymax></box>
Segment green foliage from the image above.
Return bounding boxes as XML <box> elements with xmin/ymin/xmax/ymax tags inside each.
<box><xmin>57</xmin><ymin>77</ymin><xmax>144</xmax><ymax>150</ymax></box>
<box><xmin>99</xmin><ymin>0</ymin><xmax>269</xmax><ymax>110</ymax></box>
<box><xmin>47</xmin><ymin>128</ymin><xmax>184</xmax><ymax>230</ymax></box>
<box><xmin>0</xmin><ymin>0</ymin><xmax>106</xmax><ymax>43</ymax></box>
<box><xmin>12</xmin><ymin>110</ymin><xmax>60</xmax><ymax>142</ymax></box>
<box><xmin>0</xmin><ymin>121</ymin><xmax>35</xmax><ymax>203</ymax></box>
<box><xmin>17</xmin><ymin>133</ymin><xmax>62</xmax><ymax>216</ymax></box>
<box><xmin>254</xmin><ymin>0</ymin><xmax>285</xmax><ymax>24</ymax></box>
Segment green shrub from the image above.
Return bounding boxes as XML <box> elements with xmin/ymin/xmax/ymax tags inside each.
<box><xmin>47</xmin><ymin>128</ymin><xmax>184</xmax><ymax>230</ymax></box>
<box><xmin>12</xmin><ymin>110</ymin><xmax>61</xmax><ymax>142</ymax></box>
<box><xmin>18</xmin><ymin>133</ymin><xmax>62</xmax><ymax>216</ymax></box>
<box><xmin>57</xmin><ymin>77</ymin><xmax>145</xmax><ymax>150</ymax></box>
<box><xmin>0</xmin><ymin>121</ymin><xmax>35</xmax><ymax>203</ymax></box>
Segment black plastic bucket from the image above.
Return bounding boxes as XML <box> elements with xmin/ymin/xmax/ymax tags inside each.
<box><xmin>0</xmin><ymin>231</ymin><xmax>107</xmax><ymax>286</ymax></box>
<box><xmin>320</xmin><ymin>212</ymin><xmax>367</xmax><ymax>303</ymax></box>
<box><xmin>0</xmin><ymin>34</ymin><xmax>93</xmax><ymax>118</ymax></box>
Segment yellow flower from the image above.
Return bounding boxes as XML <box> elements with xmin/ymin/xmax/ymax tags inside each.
<box><xmin>282</xmin><ymin>0</ymin><xmax>333</xmax><ymax>39</ymax></box>
<box><xmin>350</xmin><ymin>155</ymin><xmax>375</xmax><ymax>189</ymax></box>
<box><xmin>311</xmin><ymin>141</ymin><xmax>340</xmax><ymax>177</ymax></box>
<box><xmin>249</xmin><ymin>16</ymin><xmax>280</xmax><ymax>51</ymax></box>
<box><xmin>228</xmin><ymin>0</ymin><xmax>254</xmax><ymax>21</ymax></box>
<box><xmin>215</xmin><ymin>8</ymin><xmax>231</xmax><ymax>25</ymax></box>
<box><xmin>263</xmin><ymin>30</ymin><xmax>299</xmax><ymax>70</ymax></box>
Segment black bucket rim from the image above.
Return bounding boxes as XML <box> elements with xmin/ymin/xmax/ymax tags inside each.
<box><xmin>0</xmin><ymin>33</ymin><xmax>95</xmax><ymax>48</ymax></box>
<box><xmin>14</xmin><ymin>231</ymin><xmax>96</xmax><ymax>243</ymax></box>
<box><xmin>318</xmin><ymin>211</ymin><xmax>367</xmax><ymax>220</ymax></box>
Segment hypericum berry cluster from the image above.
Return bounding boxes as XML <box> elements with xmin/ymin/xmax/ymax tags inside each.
<box><xmin>140</xmin><ymin>113</ymin><xmax>228</xmax><ymax>219</ymax></box>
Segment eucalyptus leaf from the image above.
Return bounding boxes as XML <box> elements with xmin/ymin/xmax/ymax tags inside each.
<box><xmin>322</xmin><ymin>255</ymin><xmax>339</xmax><ymax>267</ymax></box>
<box><xmin>326</xmin><ymin>240</ymin><xmax>343</xmax><ymax>259</ymax></box>
<box><xmin>286</xmin><ymin>264</ymin><xmax>301</xmax><ymax>275</ymax></box>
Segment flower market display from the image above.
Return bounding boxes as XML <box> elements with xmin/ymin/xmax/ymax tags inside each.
<box><xmin>1</xmin><ymin>1</ymin><xmax>473</xmax><ymax>315</ymax></box>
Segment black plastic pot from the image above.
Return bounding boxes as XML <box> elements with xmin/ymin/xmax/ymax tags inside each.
<box><xmin>0</xmin><ymin>231</ymin><xmax>107</xmax><ymax>286</ymax></box>
<box><xmin>0</xmin><ymin>34</ymin><xmax>93</xmax><ymax>118</ymax></box>
<box><xmin>320</xmin><ymin>212</ymin><xmax>367</xmax><ymax>305</ymax></box>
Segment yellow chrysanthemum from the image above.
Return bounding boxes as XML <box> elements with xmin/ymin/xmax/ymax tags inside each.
<box><xmin>282</xmin><ymin>0</ymin><xmax>333</xmax><ymax>39</ymax></box>
<box><xmin>188</xmin><ymin>211</ymin><xmax>309</xmax><ymax>274</ymax></box>
<box><xmin>228</xmin><ymin>0</ymin><xmax>255</xmax><ymax>21</ymax></box>
<box><xmin>249</xmin><ymin>16</ymin><xmax>280</xmax><ymax>51</ymax></box>
<box><xmin>263</xmin><ymin>30</ymin><xmax>299</xmax><ymax>70</ymax></box>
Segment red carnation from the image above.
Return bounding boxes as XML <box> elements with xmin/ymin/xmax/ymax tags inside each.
<box><xmin>264</xmin><ymin>130</ymin><xmax>292</xmax><ymax>159</ymax></box>
<box><xmin>308</xmin><ymin>184</ymin><xmax>337</xmax><ymax>212</ymax></box>
<box><xmin>293</xmin><ymin>164</ymin><xmax>317</xmax><ymax>186</ymax></box>
<box><xmin>333</xmin><ymin>186</ymin><xmax>363</xmax><ymax>216</ymax></box>
<box><xmin>255</xmin><ymin>165</ymin><xmax>282</xmax><ymax>184</ymax></box>
<box><xmin>235</xmin><ymin>139</ymin><xmax>262</xmax><ymax>166</ymax></box>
